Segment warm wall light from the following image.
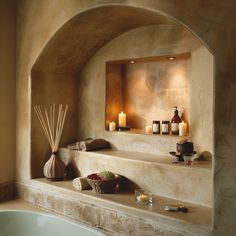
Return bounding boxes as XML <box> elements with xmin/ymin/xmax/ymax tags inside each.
<box><xmin>167</xmin><ymin>56</ymin><xmax>176</xmax><ymax>60</ymax></box>
<box><xmin>130</xmin><ymin>60</ymin><xmax>135</xmax><ymax>64</ymax></box>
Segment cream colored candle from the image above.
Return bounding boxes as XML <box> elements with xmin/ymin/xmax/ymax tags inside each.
<box><xmin>145</xmin><ymin>125</ymin><xmax>152</xmax><ymax>134</ymax></box>
<box><xmin>109</xmin><ymin>122</ymin><xmax>116</xmax><ymax>131</ymax></box>
<box><xmin>118</xmin><ymin>111</ymin><xmax>126</xmax><ymax>127</ymax></box>
<box><xmin>137</xmin><ymin>194</ymin><xmax>148</xmax><ymax>202</ymax></box>
<box><xmin>179</xmin><ymin>121</ymin><xmax>187</xmax><ymax>136</ymax></box>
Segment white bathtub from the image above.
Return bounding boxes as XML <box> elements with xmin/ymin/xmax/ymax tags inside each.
<box><xmin>0</xmin><ymin>210</ymin><xmax>105</xmax><ymax>236</ymax></box>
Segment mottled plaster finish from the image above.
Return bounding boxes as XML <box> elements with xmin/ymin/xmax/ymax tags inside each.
<box><xmin>190</xmin><ymin>46</ymin><xmax>214</xmax><ymax>154</ymax></box>
<box><xmin>31</xmin><ymin>71</ymin><xmax>78</xmax><ymax>178</ymax></box>
<box><xmin>16</xmin><ymin>1</ymin><xmax>236</xmax><ymax>235</ymax></box>
<box><xmin>78</xmin><ymin>25</ymin><xmax>211</xmax><ymax>154</ymax></box>
<box><xmin>108</xmin><ymin>56</ymin><xmax>191</xmax><ymax>128</ymax></box>
<box><xmin>32</xmin><ymin>24</ymin><xmax>205</xmax><ymax>176</ymax></box>
<box><xmin>33</xmin><ymin>5</ymin><xmax>175</xmax><ymax>74</ymax></box>
<box><xmin>0</xmin><ymin>0</ymin><xmax>16</xmax><ymax>183</ymax></box>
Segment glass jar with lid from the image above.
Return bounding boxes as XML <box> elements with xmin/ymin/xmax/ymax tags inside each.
<box><xmin>161</xmin><ymin>121</ymin><xmax>170</xmax><ymax>134</ymax></box>
<box><xmin>152</xmin><ymin>120</ymin><xmax>160</xmax><ymax>134</ymax></box>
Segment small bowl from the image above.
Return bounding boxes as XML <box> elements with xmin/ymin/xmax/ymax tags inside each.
<box><xmin>176</xmin><ymin>142</ymin><xmax>194</xmax><ymax>155</ymax></box>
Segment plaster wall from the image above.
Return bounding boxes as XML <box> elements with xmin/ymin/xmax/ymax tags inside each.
<box><xmin>78</xmin><ymin>25</ymin><xmax>212</xmax><ymax>154</ymax></box>
<box><xmin>191</xmin><ymin>46</ymin><xmax>214</xmax><ymax>154</ymax></box>
<box><xmin>0</xmin><ymin>0</ymin><xmax>16</xmax><ymax>183</ymax></box>
<box><xmin>31</xmin><ymin>71</ymin><xmax>78</xmax><ymax>178</ymax></box>
<box><xmin>16</xmin><ymin>1</ymin><xmax>236</xmax><ymax>235</ymax></box>
<box><xmin>116</xmin><ymin>56</ymin><xmax>191</xmax><ymax>128</ymax></box>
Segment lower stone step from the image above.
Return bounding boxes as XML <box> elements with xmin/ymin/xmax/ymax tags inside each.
<box><xmin>59</xmin><ymin>148</ymin><xmax>212</xmax><ymax>207</ymax></box>
<box><xmin>17</xmin><ymin>178</ymin><xmax>212</xmax><ymax>236</ymax></box>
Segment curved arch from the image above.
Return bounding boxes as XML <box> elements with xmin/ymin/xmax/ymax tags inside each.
<box><xmin>31</xmin><ymin>4</ymin><xmax>211</xmax><ymax>75</ymax></box>
<box><xmin>30</xmin><ymin>4</ymin><xmax>214</xmax><ymax>190</ymax></box>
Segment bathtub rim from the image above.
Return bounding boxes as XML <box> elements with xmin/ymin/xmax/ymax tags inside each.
<box><xmin>0</xmin><ymin>209</ymin><xmax>106</xmax><ymax>235</ymax></box>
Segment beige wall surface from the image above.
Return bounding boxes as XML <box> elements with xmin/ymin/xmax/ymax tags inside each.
<box><xmin>191</xmin><ymin>46</ymin><xmax>214</xmax><ymax>154</ymax></box>
<box><xmin>16</xmin><ymin>1</ymin><xmax>236</xmax><ymax>235</ymax></box>
<box><xmin>123</xmin><ymin>57</ymin><xmax>190</xmax><ymax>128</ymax></box>
<box><xmin>106</xmin><ymin>56</ymin><xmax>191</xmax><ymax>130</ymax></box>
<box><xmin>78</xmin><ymin>25</ymin><xmax>210</xmax><ymax>155</ymax></box>
<box><xmin>31</xmin><ymin>71</ymin><xmax>78</xmax><ymax>178</ymax></box>
<box><xmin>0</xmin><ymin>0</ymin><xmax>16</xmax><ymax>183</ymax></box>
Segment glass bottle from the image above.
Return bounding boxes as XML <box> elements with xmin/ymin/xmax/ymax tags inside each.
<box><xmin>171</xmin><ymin>107</ymin><xmax>182</xmax><ymax>135</ymax></box>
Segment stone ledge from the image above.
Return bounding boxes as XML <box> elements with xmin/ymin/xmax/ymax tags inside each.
<box><xmin>17</xmin><ymin>178</ymin><xmax>212</xmax><ymax>236</ymax></box>
<box><xmin>103</xmin><ymin>130</ymin><xmax>191</xmax><ymax>156</ymax></box>
<box><xmin>60</xmin><ymin>148</ymin><xmax>211</xmax><ymax>171</ymax></box>
<box><xmin>59</xmin><ymin>148</ymin><xmax>212</xmax><ymax>206</ymax></box>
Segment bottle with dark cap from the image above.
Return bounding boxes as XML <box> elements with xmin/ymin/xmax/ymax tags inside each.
<box><xmin>171</xmin><ymin>107</ymin><xmax>182</xmax><ymax>135</ymax></box>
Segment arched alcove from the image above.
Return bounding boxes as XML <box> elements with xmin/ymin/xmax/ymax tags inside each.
<box><xmin>31</xmin><ymin>5</ymin><xmax>182</xmax><ymax>178</ymax></box>
<box><xmin>31</xmin><ymin>4</ymin><xmax>214</xmax><ymax>208</ymax></box>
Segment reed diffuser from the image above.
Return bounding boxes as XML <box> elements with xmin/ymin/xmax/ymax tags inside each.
<box><xmin>34</xmin><ymin>104</ymin><xmax>68</xmax><ymax>181</ymax></box>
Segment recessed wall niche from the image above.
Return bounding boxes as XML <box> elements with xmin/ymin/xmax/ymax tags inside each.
<box><xmin>106</xmin><ymin>53</ymin><xmax>190</xmax><ymax>133</ymax></box>
<box><xmin>31</xmin><ymin>22</ymin><xmax>213</xmax><ymax>177</ymax></box>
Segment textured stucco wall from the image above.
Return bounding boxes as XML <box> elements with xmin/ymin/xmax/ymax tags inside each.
<box><xmin>31</xmin><ymin>71</ymin><xmax>78</xmax><ymax>178</ymax></box>
<box><xmin>191</xmin><ymin>46</ymin><xmax>214</xmax><ymax>154</ymax></box>
<box><xmin>0</xmin><ymin>0</ymin><xmax>16</xmax><ymax>183</ymax></box>
<box><xmin>78</xmin><ymin>25</ymin><xmax>211</xmax><ymax>154</ymax></box>
<box><xmin>16</xmin><ymin>1</ymin><xmax>236</xmax><ymax>235</ymax></box>
<box><xmin>122</xmin><ymin>57</ymin><xmax>191</xmax><ymax>128</ymax></box>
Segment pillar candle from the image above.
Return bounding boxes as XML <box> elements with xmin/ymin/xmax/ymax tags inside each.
<box><xmin>179</xmin><ymin>121</ymin><xmax>187</xmax><ymax>136</ymax></box>
<box><xmin>118</xmin><ymin>112</ymin><xmax>126</xmax><ymax>127</ymax></box>
<box><xmin>109</xmin><ymin>122</ymin><xmax>116</xmax><ymax>131</ymax></box>
<box><xmin>145</xmin><ymin>125</ymin><xmax>152</xmax><ymax>134</ymax></box>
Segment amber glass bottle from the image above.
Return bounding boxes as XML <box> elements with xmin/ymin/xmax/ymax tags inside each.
<box><xmin>171</xmin><ymin>107</ymin><xmax>182</xmax><ymax>135</ymax></box>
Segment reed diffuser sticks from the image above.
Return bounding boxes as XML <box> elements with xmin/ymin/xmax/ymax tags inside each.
<box><xmin>34</xmin><ymin>104</ymin><xmax>68</xmax><ymax>181</ymax></box>
<box><xmin>34</xmin><ymin>104</ymin><xmax>68</xmax><ymax>153</ymax></box>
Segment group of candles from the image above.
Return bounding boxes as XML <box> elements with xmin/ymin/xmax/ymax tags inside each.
<box><xmin>109</xmin><ymin>111</ymin><xmax>126</xmax><ymax>131</ymax></box>
<box><xmin>108</xmin><ymin>111</ymin><xmax>187</xmax><ymax>136</ymax></box>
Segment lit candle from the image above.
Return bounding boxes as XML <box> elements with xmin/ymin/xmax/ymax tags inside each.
<box><xmin>137</xmin><ymin>194</ymin><xmax>148</xmax><ymax>202</ymax></box>
<box><xmin>118</xmin><ymin>111</ymin><xmax>126</xmax><ymax>127</ymax></box>
<box><xmin>145</xmin><ymin>125</ymin><xmax>152</xmax><ymax>134</ymax></box>
<box><xmin>135</xmin><ymin>189</ymin><xmax>152</xmax><ymax>204</ymax></box>
<box><xmin>179</xmin><ymin>121</ymin><xmax>187</xmax><ymax>136</ymax></box>
<box><xmin>109</xmin><ymin>122</ymin><xmax>116</xmax><ymax>131</ymax></box>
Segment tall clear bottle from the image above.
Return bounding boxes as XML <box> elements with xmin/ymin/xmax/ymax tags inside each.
<box><xmin>171</xmin><ymin>107</ymin><xmax>182</xmax><ymax>135</ymax></box>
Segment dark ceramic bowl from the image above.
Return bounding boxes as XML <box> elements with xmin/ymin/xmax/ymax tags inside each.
<box><xmin>176</xmin><ymin>142</ymin><xmax>194</xmax><ymax>155</ymax></box>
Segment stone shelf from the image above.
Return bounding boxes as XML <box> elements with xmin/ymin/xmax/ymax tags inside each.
<box><xmin>62</xmin><ymin>148</ymin><xmax>211</xmax><ymax>171</ymax></box>
<box><xmin>103</xmin><ymin>130</ymin><xmax>191</xmax><ymax>156</ymax></box>
<box><xmin>108</xmin><ymin>128</ymin><xmax>189</xmax><ymax>137</ymax></box>
<box><xmin>59</xmin><ymin>148</ymin><xmax>213</xmax><ymax>207</ymax></box>
<box><xmin>24</xmin><ymin>178</ymin><xmax>212</xmax><ymax>235</ymax></box>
